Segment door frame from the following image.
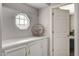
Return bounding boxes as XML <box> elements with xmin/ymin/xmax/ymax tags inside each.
<box><xmin>0</xmin><ymin>3</ymin><xmax>2</xmax><ymax>56</ymax></box>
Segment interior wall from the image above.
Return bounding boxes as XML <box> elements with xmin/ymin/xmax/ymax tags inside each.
<box><xmin>38</xmin><ymin>7</ymin><xmax>50</xmax><ymax>36</ymax></box>
<box><xmin>38</xmin><ymin>7</ymin><xmax>52</xmax><ymax>55</ymax></box>
<box><xmin>2</xmin><ymin>3</ymin><xmax>39</xmax><ymax>40</ymax></box>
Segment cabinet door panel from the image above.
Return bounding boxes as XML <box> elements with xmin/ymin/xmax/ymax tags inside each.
<box><xmin>42</xmin><ymin>39</ymin><xmax>48</xmax><ymax>56</ymax></box>
<box><xmin>28</xmin><ymin>40</ymin><xmax>42</xmax><ymax>56</ymax></box>
<box><xmin>6</xmin><ymin>48</ymin><xmax>26</xmax><ymax>56</ymax></box>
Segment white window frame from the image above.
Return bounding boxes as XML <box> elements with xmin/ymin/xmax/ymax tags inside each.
<box><xmin>15</xmin><ymin>13</ymin><xmax>30</xmax><ymax>30</ymax></box>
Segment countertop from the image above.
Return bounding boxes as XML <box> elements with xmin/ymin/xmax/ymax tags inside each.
<box><xmin>2</xmin><ymin>36</ymin><xmax>49</xmax><ymax>50</ymax></box>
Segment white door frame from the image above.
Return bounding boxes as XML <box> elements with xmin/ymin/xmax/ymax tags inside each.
<box><xmin>74</xmin><ymin>4</ymin><xmax>79</xmax><ymax>56</ymax></box>
<box><xmin>0</xmin><ymin>3</ymin><xmax>2</xmax><ymax>56</ymax></box>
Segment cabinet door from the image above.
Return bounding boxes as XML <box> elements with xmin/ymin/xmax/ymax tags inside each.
<box><xmin>5</xmin><ymin>47</ymin><xmax>26</xmax><ymax>56</ymax></box>
<box><xmin>42</xmin><ymin>39</ymin><xmax>48</xmax><ymax>56</ymax></box>
<box><xmin>27</xmin><ymin>40</ymin><xmax>43</xmax><ymax>56</ymax></box>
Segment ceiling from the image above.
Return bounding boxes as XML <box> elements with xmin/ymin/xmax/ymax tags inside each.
<box><xmin>59</xmin><ymin>4</ymin><xmax>74</xmax><ymax>14</ymax></box>
<box><xmin>26</xmin><ymin>3</ymin><xmax>74</xmax><ymax>14</ymax></box>
<box><xmin>26</xmin><ymin>3</ymin><xmax>50</xmax><ymax>9</ymax></box>
<box><xmin>26</xmin><ymin>3</ymin><xmax>67</xmax><ymax>9</ymax></box>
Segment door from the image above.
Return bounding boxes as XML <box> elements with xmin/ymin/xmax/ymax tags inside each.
<box><xmin>27</xmin><ymin>40</ymin><xmax>43</xmax><ymax>56</ymax></box>
<box><xmin>53</xmin><ymin>8</ymin><xmax>69</xmax><ymax>56</ymax></box>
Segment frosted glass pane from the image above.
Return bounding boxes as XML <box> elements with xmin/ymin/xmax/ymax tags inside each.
<box><xmin>16</xmin><ymin>15</ymin><xmax>20</xmax><ymax>18</ymax></box>
<box><xmin>25</xmin><ymin>20</ymin><xmax>28</xmax><ymax>24</ymax></box>
<box><xmin>20</xmin><ymin>15</ymin><xmax>25</xmax><ymax>19</ymax></box>
<box><xmin>25</xmin><ymin>17</ymin><xmax>27</xmax><ymax>20</ymax></box>
<box><xmin>15</xmin><ymin>13</ymin><xmax>30</xmax><ymax>30</ymax></box>
<box><xmin>16</xmin><ymin>19</ymin><xmax>19</xmax><ymax>24</ymax></box>
<box><xmin>20</xmin><ymin>20</ymin><xmax>24</xmax><ymax>24</ymax></box>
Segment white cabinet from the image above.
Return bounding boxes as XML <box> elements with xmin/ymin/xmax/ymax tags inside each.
<box><xmin>3</xmin><ymin>38</ymin><xmax>48</xmax><ymax>56</ymax></box>
<box><xmin>6</xmin><ymin>48</ymin><xmax>26</xmax><ymax>56</ymax></box>
<box><xmin>41</xmin><ymin>39</ymin><xmax>48</xmax><ymax>56</ymax></box>
<box><xmin>27</xmin><ymin>40</ymin><xmax>43</xmax><ymax>56</ymax></box>
<box><xmin>27</xmin><ymin>39</ymin><xmax>48</xmax><ymax>56</ymax></box>
<box><xmin>4</xmin><ymin>45</ymin><xmax>27</xmax><ymax>56</ymax></box>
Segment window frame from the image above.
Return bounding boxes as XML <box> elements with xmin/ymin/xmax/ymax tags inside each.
<box><xmin>15</xmin><ymin>13</ymin><xmax>30</xmax><ymax>30</ymax></box>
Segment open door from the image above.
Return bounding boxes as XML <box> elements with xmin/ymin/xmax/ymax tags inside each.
<box><xmin>53</xmin><ymin>8</ymin><xmax>69</xmax><ymax>56</ymax></box>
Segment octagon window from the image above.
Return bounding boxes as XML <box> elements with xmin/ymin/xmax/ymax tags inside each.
<box><xmin>15</xmin><ymin>13</ymin><xmax>30</xmax><ymax>30</ymax></box>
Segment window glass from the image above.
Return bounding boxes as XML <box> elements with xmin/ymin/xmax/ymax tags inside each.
<box><xmin>15</xmin><ymin>13</ymin><xmax>30</xmax><ymax>30</ymax></box>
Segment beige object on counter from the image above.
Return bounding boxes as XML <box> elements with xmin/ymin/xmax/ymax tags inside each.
<box><xmin>31</xmin><ymin>24</ymin><xmax>45</xmax><ymax>36</ymax></box>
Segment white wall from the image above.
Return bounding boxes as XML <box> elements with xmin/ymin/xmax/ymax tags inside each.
<box><xmin>38</xmin><ymin>7</ymin><xmax>52</xmax><ymax>55</ymax></box>
<box><xmin>74</xmin><ymin>4</ymin><xmax>79</xmax><ymax>56</ymax></box>
<box><xmin>39</xmin><ymin>7</ymin><xmax>50</xmax><ymax>36</ymax></box>
<box><xmin>0</xmin><ymin>3</ymin><xmax>2</xmax><ymax>56</ymax></box>
<box><xmin>2</xmin><ymin>3</ymin><xmax>38</xmax><ymax>40</ymax></box>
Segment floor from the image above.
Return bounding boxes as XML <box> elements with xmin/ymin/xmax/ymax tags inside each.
<box><xmin>70</xmin><ymin>49</ymin><xmax>74</xmax><ymax>56</ymax></box>
<box><xmin>70</xmin><ymin>38</ymin><xmax>74</xmax><ymax>56</ymax></box>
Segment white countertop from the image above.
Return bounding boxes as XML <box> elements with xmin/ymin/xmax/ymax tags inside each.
<box><xmin>2</xmin><ymin>36</ymin><xmax>49</xmax><ymax>50</ymax></box>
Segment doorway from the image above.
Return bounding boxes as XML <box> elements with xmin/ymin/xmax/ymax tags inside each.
<box><xmin>52</xmin><ymin>4</ymin><xmax>75</xmax><ymax>56</ymax></box>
